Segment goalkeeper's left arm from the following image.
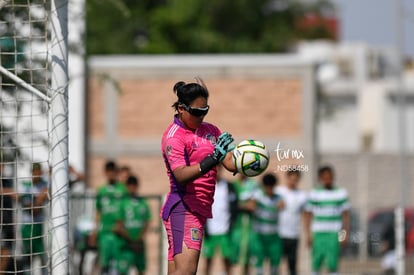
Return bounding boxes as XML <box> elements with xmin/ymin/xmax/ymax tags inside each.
<box><xmin>221</xmin><ymin>152</ymin><xmax>236</xmax><ymax>173</ymax></box>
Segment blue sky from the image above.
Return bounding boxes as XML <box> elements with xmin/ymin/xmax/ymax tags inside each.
<box><xmin>332</xmin><ymin>0</ymin><xmax>414</xmax><ymax>58</ymax></box>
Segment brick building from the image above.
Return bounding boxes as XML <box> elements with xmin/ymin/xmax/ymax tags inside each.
<box><xmin>86</xmin><ymin>55</ymin><xmax>317</xmax><ymax>194</ymax></box>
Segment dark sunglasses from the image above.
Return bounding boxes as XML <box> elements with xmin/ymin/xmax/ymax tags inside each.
<box><xmin>181</xmin><ymin>104</ymin><xmax>210</xmax><ymax>117</ymax></box>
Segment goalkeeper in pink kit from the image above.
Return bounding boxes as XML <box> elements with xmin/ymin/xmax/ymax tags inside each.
<box><xmin>161</xmin><ymin>79</ymin><xmax>236</xmax><ymax>275</ymax></box>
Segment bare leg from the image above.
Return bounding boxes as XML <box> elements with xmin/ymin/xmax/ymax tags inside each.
<box><xmin>0</xmin><ymin>248</ymin><xmax>10</xmax><ymax>272</ymax></box>
<box><xmin>170</xmin><ymin>245</ymin><xmax>200</xmax><ymax>275</ymax></box>
<box><xmin>224</xmin><ymin>258</ymin><xmax>232</xmax><ymax>275</ymax></box>
<box><xmin>91</xmin><ymin>253</ymin><xmax>101</xmax><ymax>275</ymax></box>
<box><xmin>205</xmin><ymin>258</ymin><xmax>213</xmax><ymax>275</ymax></box>
<box><xmin>168</xmin><ymin>261</ymin><xmax>176</xmax><ymax>275</ymax></box>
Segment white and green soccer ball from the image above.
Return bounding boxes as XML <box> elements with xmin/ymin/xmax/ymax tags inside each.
<box><xmin>232</xmin><ymin>140</ymin><xmax>270</xmax><ymax>177</ymax></box>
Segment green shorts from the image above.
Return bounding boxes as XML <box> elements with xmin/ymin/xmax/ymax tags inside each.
<box><xmin>117</xmin><ymin>244</ymin><xmax>146</xmax><ymax>274</ymax></box>
<box><xmin>251</xmin><ymin>233</ymin><xmax>282</xmax><ymax>268</ymax></box>
<box><xmin>203</xmin><ymin>234</ymin><xmax>232</xmax><ymax>260</ymax></box>
<box><xmin>312</xmin><ymin>232</ymin><xmax>340</xmax><ymax>272</ymax></box>
<box><xmin>21</xmin><ymin>223</ymin><xmax>45</xmax><ymax>254</ymax></box>
<box><xmin>230</xmin><ymin>226</ymin><xmax>256</xmax><ymax>265</ymax></box>
<box><xmin>98</xmin><ymin>232</ymin><xmax>124</xmax><ymax>270</ymax></box>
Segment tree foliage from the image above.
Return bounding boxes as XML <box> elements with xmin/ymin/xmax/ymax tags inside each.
<box><xmin>87</xmin><ymin>0</ymin><xmax>336</xmax><ymax>55</ymax></box>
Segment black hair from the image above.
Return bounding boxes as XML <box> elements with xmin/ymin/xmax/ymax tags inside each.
<box><xmin>262</xmin><ymin>173</ymin><xmax>278</xmax><ymax>187</ymax></box>
<box><xmin>287</xmin><ymin>169</ymin><xmax>301</xmax><ymax>178</ymax></box>
<box><xmin>126</xmin><ymin>175</ymin><xmax>139</xmax><ymax>186</ymax></box>
<box><xmin>318</xmin><ymin>165</ymin><xmax>334</xmax><ymax>177</ymax></box>
<box><xmin>104</xmin><ymin>160</ymin><xmax>117</xmax><ymax>172</ymax></box>
<box><xmin>171</xmin><ymin>78</ymin><xmax>209</xmax><ymax>111</ymax></box>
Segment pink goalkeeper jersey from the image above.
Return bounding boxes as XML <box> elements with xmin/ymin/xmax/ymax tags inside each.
<box><xmin>161</xmin><ymin>116</ymin><xmax>221</xmax><ymax>219</ymax></box>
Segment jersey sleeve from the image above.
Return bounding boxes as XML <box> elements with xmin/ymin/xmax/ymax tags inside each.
<box><xmin>164</xmin><ymin>135</ymin><xmax>188</xmax><ymax>171</ymax></box>
<box><xmin>250</xmin><ymin>189</ymin><xmax>260</xmax><ymax>201</ymax></box>
<box><xmin>241</xmin><ymin>184</ymin><xmax>259</xmax><ymax>202</ymax></box>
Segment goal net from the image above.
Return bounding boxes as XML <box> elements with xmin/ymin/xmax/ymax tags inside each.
<box><xmin>0</xmin><ymin>0</ymin><xmax>68</xmax><ymax>274</ymax></box>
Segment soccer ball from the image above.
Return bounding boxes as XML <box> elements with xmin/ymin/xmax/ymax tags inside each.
<box><xmin>232</xmin><ymin>140</ymin><xmax>270</xmax><ymax>177</ymax></box>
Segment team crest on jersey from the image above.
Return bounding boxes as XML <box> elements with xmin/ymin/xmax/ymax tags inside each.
<box><xmin>166</xmin><ymin>145</ymin><xmax>173</xmax><ymax>156</ymax></box>
<box><xmin>205</xmin><ymin>134</ymin><xmax>217</xmax><ymax>145</ymax></box>
<box><xmin>190</xmin><ymin>228</ymin><xmax>200</xmax><ymax>241</ymax></box>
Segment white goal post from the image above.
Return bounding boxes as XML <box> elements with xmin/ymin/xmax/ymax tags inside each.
<box><xmin>50</xmin><ymin>0</ymin><xmax>69</xmax><ymax>274</ymax></box>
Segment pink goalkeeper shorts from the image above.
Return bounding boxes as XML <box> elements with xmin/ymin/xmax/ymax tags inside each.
<box><xmin>163</xmin><ymin>202</ymin><xmax>206</xmax><ymax>261</ymax></box>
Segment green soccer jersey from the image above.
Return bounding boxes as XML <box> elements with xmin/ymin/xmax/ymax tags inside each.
<box><xmin>305</xmin><ymin>186</ymin><xmax>350</xmax><ymax>233</ymax></box>
<box><xmin>236</xmin><ymin>178</ymin><xmax>259</xmax><ymax>202</ymax></box>
<box><xmin>121</xmin><ymin>196</ymin><xmax>151</xmax><ymax>240</ymax></box>
<box><xmin>233</xmin><ymin>178</ymin><xmax>259</xmax><ymax>227</ymax></box>
<box><xmin>252</xmin><ymin>188</ymin><xmax>282</xmax><ymax>234</ymax></box>
<box><xmin>231</xmin><ymin>178</ymin><xmax>259</xmax><ymax>265</ymax></box>
<box><xmin>96</xmin><ymin>182</ymin><xmax>128</xmax><ymax>234</ymax></box>
<box><xmin>20</xmin><ymin>179</ymin><xmax>48</xmax><ymax>223</ymax></box>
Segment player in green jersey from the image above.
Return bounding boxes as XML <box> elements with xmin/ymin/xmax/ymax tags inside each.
<box><xmin>115</xmin><ymin>175</ymin><xmax>151</xmax><ymax>275</ymax></box>
<box><xmin>304</xmin><ymin>166</ymin><xmax>350</xmax><ymax>275</ymax></box>
<box><xmin>91</xmin><ymin>160</ymin><xmax>128</xmax><ymax>275</ymax></box>
<box><xmin>20</xmin><ymin>163</ymin><xmax>48</xmax><ymax>275</ymax></box>
<box><xmin>250</xmin><ymin>173</ymin><xmax>284</xmax><ymax>275</ymax></box>
<box><xmin>230</xmin><ymin>174</ymin><xmax>259</xmax><ymax>275</ymax></box>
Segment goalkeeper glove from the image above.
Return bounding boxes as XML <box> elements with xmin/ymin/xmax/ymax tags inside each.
<box><xmin>200</xmin><ymin>132</ymin><xmax>234</xmax><ymax>175</ymax></box>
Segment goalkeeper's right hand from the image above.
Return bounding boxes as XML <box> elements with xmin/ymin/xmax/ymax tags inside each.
<box><xmin>199</xmin><ymin>132</ymin><xmax>234</xmax><ymax>175</ymax></box>
<box><xmin>213</xmin><ymin>132</ymin><xmax>234</xmax><ymax>162</ymax></box>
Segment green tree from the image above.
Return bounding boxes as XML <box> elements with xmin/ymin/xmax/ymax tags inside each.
<box><xmin>87</xmin><ymin>0</ymin><xmax>163</xmax><ymax>54</ymax></box>
<box><xmin>87</xmin><ymin>0</ymin><xmax>335</xmax><ymax>54</ymax></box>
